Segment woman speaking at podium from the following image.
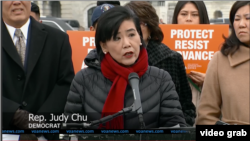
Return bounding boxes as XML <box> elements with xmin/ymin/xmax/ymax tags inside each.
<box><xmin>64</xmin><ymin>7</ymin><xmax>186</xmax><ymax>129</ymax></box>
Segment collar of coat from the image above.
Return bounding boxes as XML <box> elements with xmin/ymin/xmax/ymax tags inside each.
<box><xmin>146</xmin><ymin>40</ymin><xmax>177</xmax><ymax>65</ymax></box>
<box><xmin>228</xmin><ymin>45</ymin><xmax>250</xmax><ymax>67</ymax></box>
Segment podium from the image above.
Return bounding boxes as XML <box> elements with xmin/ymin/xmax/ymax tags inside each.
<box><xmin>61</xmin><ymin>127</ymin><xmax>196</xmax><ymax>140</ymax></box>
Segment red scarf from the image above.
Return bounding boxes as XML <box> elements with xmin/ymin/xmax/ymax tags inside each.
<box><xmin>99</xmin><ymin>48</ymin><xmax>148</xmax><ymax>129</ymax></box>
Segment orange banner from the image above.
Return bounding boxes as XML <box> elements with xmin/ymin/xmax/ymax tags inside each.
<box><xmin>67</xmin><ymin>31</ymin><xmax>95</xmax><ymax>74</ymax></box>
<box><xmin>160</xmin><ymin>24</ymin><xmax>229</xmax><ymax>73</ymax></box>
<box><xmin>68</xmin><ymin>24</ymin><xmax>229</xmax><ymax>74</ymax></box>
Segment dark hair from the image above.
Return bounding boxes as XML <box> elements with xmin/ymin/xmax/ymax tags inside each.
<box><xmin>172</xmin><ymin>1</ymin><xmax>210</xmax><ymax>24</ymax></box>
<box><xmin>124</xmin><ymin>1</ymin><xmax>164</xmax><ymax>43</ymax></box>
<box><xmin>221</xmin><ymin>1</ymin><xmax>250</xmax><ymax>56</ymax></box>
<box><xmin>31</xmin><ymin>2</ymin><xmax>40</xmax><ymax>16</ymax></box>
<box><xmin>97</xmin><ymin>1</ymin><xmax>120</xmax><ymax>6</ymax></box>
<box><xmin>95</xmin><ymin>6</ymin><xmax>145</xmax><ymax>61</ymax></box>
<box><xmin>92</xmin><ymin>21</ymin><xmax>97</xmax><ymax>28</ymax></box>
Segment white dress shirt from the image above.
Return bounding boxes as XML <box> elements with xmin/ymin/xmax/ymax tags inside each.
<box><xmin>4</xmin><ymin>18</ymin><xmax>30</xmax><ymax>46</ymax></box>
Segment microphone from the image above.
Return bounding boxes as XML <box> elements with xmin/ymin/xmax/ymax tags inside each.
<box><xmin>128</xmin><ymin>72</ymin><xmax>143</xmax><ymax>114</ymax></box>
<box><xmin>128</xmin><ymin>72</ymin><xmax>145</xmax><ymax>129</ymax></box>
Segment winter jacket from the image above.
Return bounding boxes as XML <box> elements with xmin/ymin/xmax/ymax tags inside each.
<box><xmin>64</xmin><ymin>49</ymin><xmax>187</xmax><ymax>128</ymax></box>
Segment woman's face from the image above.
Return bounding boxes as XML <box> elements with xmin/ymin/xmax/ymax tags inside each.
<box><xmin>140</xmin><ymin>21</ymin><xmax>150</xmax><ymax>44</ymax></box>
<box><xmin>100</xmin><ymin>20</ymin><xmax>141</xmax><ymax>67</ymax></box>
<box><xmin>233</xmin><ymin>4</ymin><xmax>250</xmax><ymax>45</ymax></box>
<box><xmin>177</xmin><ymin>2</ymin><xmax>200</xmax><ymax>24</ymax></box>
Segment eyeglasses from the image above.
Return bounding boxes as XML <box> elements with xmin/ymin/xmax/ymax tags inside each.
<box><xmin>140</xmin><ymin>22</ymin><xmax>147</xmax><ymax>26</ymax></box>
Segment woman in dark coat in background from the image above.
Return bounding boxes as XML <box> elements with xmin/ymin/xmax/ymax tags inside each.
<box><xmin>125</xmin><ymin>1</ymin><xmax>196</xmax><ymax>126</ymax></box>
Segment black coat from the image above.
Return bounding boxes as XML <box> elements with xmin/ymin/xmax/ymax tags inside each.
<box><xmin>64</xmin><ymin>49</ymin><xmax>187</xmax><ymax>129</ymax></box>
<box><xmin>146</xmin><ymin>40</ymin><xmax>196</xmax><ymax>126</ymax></box>
<box><xmin>2</xmin><ymin>17</ymin><xmax>75</xmax><ymax>139</ymax></box>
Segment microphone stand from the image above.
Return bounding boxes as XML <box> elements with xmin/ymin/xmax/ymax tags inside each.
<box><xmin>131</xmin><ymin>95</ymin><xmax>145</xmax><ymax>130</ymax></box>
<box><xmin>62</xmin><ymin>105</ymin><xmax>146</xmax><ymax>141</ymax></box>
<box><xmin>136</xmin><ymin>109</ymin><xmax>148</xmax><ymax>141</ymax></box>
<box><xmin>62</xmin><ymin>106</ymin><xmax>133</xmax><ymax>129</ymax></box>
<box><xmin>62</xmin><ymin>104</ymin><xmax>146</xmax><ymax>141</ymax></box>
<box><xmin>131</xmin><ymin>99</ymin><xmax>146</xmax><ymax>141</ymax></box>
<box><xmin>128</xmin><ymin>72</ymin><xmax>147</xmax><ymax>141</ymax></box>
<box><xmin>62</xmin><ymin>107</ymin><xmax>133</xmax><ymax>141</ymax></box>
<box><xmin>62</xmin><ymin>102</ymin><xmax>146</xmax><ymax>129</ymax></box>
<box><xmin>62</xmin><ymin>72</ymin><xmax>147</xmax><ymax>141</ymax></box>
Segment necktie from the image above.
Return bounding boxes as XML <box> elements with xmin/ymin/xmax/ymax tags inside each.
<box><xmin>14</xmin><ymin>29</ymin><xmax>26</xmax><ymax>66</ymax></box>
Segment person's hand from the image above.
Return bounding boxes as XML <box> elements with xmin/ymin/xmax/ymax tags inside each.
<box><xmin>12</xmin><ymin>109</ymin><xmax>44</xmax><ymax>129</ymax></box>
<box><xmin>12</xmin><ymin>109</ymin><xmax>44</xmax><ymax>140</ymax></box>
<box><xmin>188</xmin><ymin>71</ymin><xmax>206</xmax><ymax>86</ymax></box>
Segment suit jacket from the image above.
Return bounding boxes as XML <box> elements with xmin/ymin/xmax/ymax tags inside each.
<box><xmin>2</xmin><ymin>17</ymin><xmax>75</xmax><ymax>139</ymax></box>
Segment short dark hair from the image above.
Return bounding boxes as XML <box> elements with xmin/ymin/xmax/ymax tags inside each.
<box><xmin>31</xmin><ymin>2</ymin><xmax>40</xmax><ymax>16</ymax></box>
<box><xmin>92</xmin><ymin>21</ymin><xmax>98</xmax><ymax>28</ymax></box>
<box><xmin>172</xmin><ymin>1</ymin><xmax>210</xmax><ymax>24</ymax></box>
<box><xmin>221</xmin><ymin>1</ymin><xmax>250</xmax><ymax>56</ymax></box>
<box><xmin>124</xmin><ymin>1</ymin><xmax>164</xmax><ymax>43</ymax></box>
<box><xmin>95</xmin><ymin>6</ymin><xmax>144</xmax><ymax>61</ymax></box>
<box><xmin>97</xmin><ymin>1</ymin><xmax>120</xmax><ymax>6</ymax></box>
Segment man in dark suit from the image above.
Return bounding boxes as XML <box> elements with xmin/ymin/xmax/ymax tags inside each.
<box><xmin>2</xmin><ymin>1</ymin><xmax>74</xmax><ymax>140</ymax></box>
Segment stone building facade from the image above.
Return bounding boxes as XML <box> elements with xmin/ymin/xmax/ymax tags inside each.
<box><xmin>34</xmin><ymin>1</ymin><xmax>235</xmax><ymax>30</ymax></box>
